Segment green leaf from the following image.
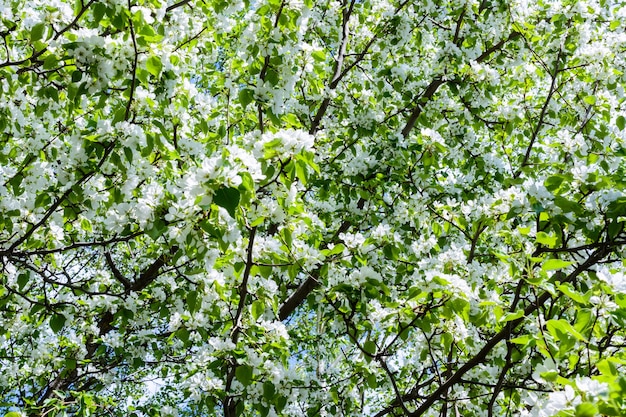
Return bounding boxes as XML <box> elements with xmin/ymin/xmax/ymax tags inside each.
<box><xmin>583</xmin><ymin>95</ymin><xmax>596</xmax><ymax>105</ymax></box>
<box><xmin>554</xmin><ymin>196</ymin><xmax>583</xmax><ymax>214</ymax></box>
<box><xmin>17</xmin><ymin>273</ymin><xmax>29</xmax><ymax>290</ymax></box>
<box><xmin>575</xmin><ymin>402</ymin><xmax>598</xmax><ymax>417</ymax></box>
<box><xmin>536</xmin><ymin>232</ymin><xmax>557</xmax><ymax>248</ymax></box>
<box><xmin>263</xmin><ymin>381</ymin><xmax>276</xmax><ymax>400</ymax></box>
<box><xmin>546</xmin><ymin>319</ymin><xmax>586</xmax><ymax>342</ymax></box>
<box><xmin>146</xmin><ymin>56</ymin><xmax>162</xmax><ymax>77</ymax></box>
<box><xmin>31</xmin><ymin>23</ymin><xmax>46</xmax><ymax>42</ymax></box>
<box><xmin>44</xmin><ymin>86</ymin><xmax>59</xmax><ymax>102</ymax></box>
<box><xmin>501</xmin><ymin>310</ymin><xmax>524</xmax><ymax>322</ymax></box>
<box><xmin>617</xmin><ymin>115</ymin><xmax>625</xmax><ymax>131</ymax></box>
<box><xmin>251</xmin><ymin>300</ymin><xmax>264</xmax><ymax>320</ymax></box>
<box><xmin>363</xmin><ymin>340</ymin><xmax>377</xmax><ymax>355</ymax></box>
<box><xmin>146</xmin><ymin>218</ymin><xmax>167</xmax><ymax>241</ymax></box>
<box><xmin>72</xmin><ymin>70</ymin><xmax>82</xmax><ymax>82</ymax></box>
<box><xmin>265</xmin><ymin>68</ymin><xmax>279</xmax><ymax>86</ymax></box>
<box><xmin>235</xmin><ymin>365</ymin><xmax>253</xmax><ymax>386</ymax></box>
<box><xmin>367</xmin><ymin>373</ymin><xmax>377</xmax><ymax>388</ymax></box>
<box><xmin>93</xmin><ymin>2</ymin><xmax>107</xmax><ymax>22</ymax></box>
<box><xmin>213</xmin><ymin>187</ymin><xmax>240</xmax><ymax>218</ymax></box>
<box><xmin>283</xmin><ymin>228</ymin><xmax>292</xmax><ymax>248</ymax></box>
<box><xmin>186</xmin><ymin>290</ymin><xmax>198</xmax><ymax>313</ymax></box>
<box><xmin>5</xmin><ymin>412</ymin><xmax>23</xmax><ymax>417</ymax></box>
<box><xmin>325</xmin><ymin>244</ymin><xmax>345</xmax><ymax>257</ymax></box>
<box><xmin>43</xmin><ymin>54</ymin><xmax>58</xmax><ymax>70</ymax></box>
<box><xmin>607</xmin><ymin>197</ymin><xmax>626</xmax><ymax>218</ymax></box>
<box><xmin>295</xmin><ymin>159</ymin><xmax>308</xmax><ymax>185</ymax></box>
<box><xmin>239</xmin><ymin>88</ymin><xmax>254</xmax><ymax>108</ymax></box>
<box><xmin>557</xmin><ymin>283</ymin><xmax>588</xmax><ymax>304</ymax></box>
<box><xmin>544</xmin><ymin>175</ymin><xmax>564</xmax><ymax>191</ymax></box>
<box><xmin>542</xmin><ymin>259</ymin><xmax>574</xmax><ymax>271</ymax></box>
<box><xmin>311</xmin><ymin>50</ymin><xmax>325</xmax><ymax>62</ymax></box>
<box><xmin>113</xmin><ymin>107</ymin><xmax>126</xmax><ymax>124</ymax></box>
<box><xmin>80</xmin><ymin>218</ymin><xmax>92</xmax><ymax>232</ymax></box>
<box><xmin>509</xmin><ymin>335</ymin><xmax>532</xmax><ymax>345</ymax></box>
<box><xmin>176</xmin><ymin>327</ymin><xmax>190</xmax><ymax>343</ymax></box>
<box><xmin>596</xmin><ymin>359</ymin><xmax>617</xmax><ymax>376</ymax></box>
<box><xmin>50</xmin><ymin>314</ymin><xmax>66</xmax><ymax>333</ymax></box>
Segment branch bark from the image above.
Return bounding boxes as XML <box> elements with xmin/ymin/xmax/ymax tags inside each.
<box><xmin>33</xmin><ymin>245</ymin><xmax>176</xmax><ymax>412</ymax></box>
<box><xmin>278</xmin><ymin>198</ymin><xmax>365</xmax><ymax>321</ymax></box>
<box><xmin>309</xmin><ymin>0</ymin><xmax>356</xmax><ymax>134</ymax></box>
<box><xmin>375</xmin><ymin>243</ymin><xmax>612</xmax><ymax>417</ymax></box>
<box><xmin>515</xmin><ymin>48</ymin><xmax>562</xmax><ymax>178</ymax></box>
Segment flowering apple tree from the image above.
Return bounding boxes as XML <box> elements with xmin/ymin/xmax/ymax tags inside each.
<box><xmin>1</xmin><ymin>0</ymin><xmax>626</xmax><ymax>416</ymax></box>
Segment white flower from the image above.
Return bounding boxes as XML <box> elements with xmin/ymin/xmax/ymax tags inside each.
<box><xmin>532</xmin><ymin>358</ymin><xmax>558</xmax><ymax>383</ymax></box>
<box><xmin>339</xmin><ymin>232</ymin><xmax>365</xmax><ymax>249</ymax></box>
<box><xmin>596</xmin><ymin>267</ymin><xmax>626</xmax><ymax>293</ymax></box>
<box><xmin>589</xmin><ymin>294</ymin><xmax>618</xmax><ymax>312</ymax></box>
<box><xmin>545</xmin><ymin>386</ymin><xmax>581</xmax><ymax>414</ymax></box>
<box><xmin>575</xmin><ymin>377</ymin><xmax>609</xmax><ymax>398</ymax></box>
<box><xmin>160</xmin><ymin>405</ymin><xmax>178</xmax><ymax>416</ymax></box>
<box><xmin>168</xmin><ymin>312</ymin><xmax>182</xmax><ymax>331</ymax></box>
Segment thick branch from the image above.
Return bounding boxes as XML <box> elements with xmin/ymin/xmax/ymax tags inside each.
<box><xmin>279</xmin><ymin>198</ymin><xmax>365</xmax><ymax>321</ymax></box>
<box><xmin>309</xmin><ymin>0</ymin><xmax>356</xmax><ymax>134</ymax></box>
<box><xmin>3</xmin><ymin>231</ymin><xmax>143</xmax><ymax>257</ymax></box>
<box><xmin>104</xmin><ymin>252</ymin><xmax>132</xmax><ymax>291</ymax></box>
<box><xmin>130</xmin><ymin>246</ymin><xmax>178</xmax><ymax>291</ymax></box>
<box><xmin>0</xmin><ymin>0</ymin><xmax>95</xmax><ymax>70</ymax></box>
<box><xmin>390</xmin><ymin>244</ymin><xmax>612</xmax><ymax>417</ymax></box>
<box><xmin>223</xmin><ymin>227</ymin><xmax>257</xmax><ymax>417</ymax></box>
<box><xmin>34</xmin><ymin>245</ymin><xmax>177</xmax><ymax>410</ymax></box>
<box><xmin>476</xmin><ymin>31</ymin><xmax>520</xmax><ymax>64</ymax></box>
<box><xmin>401</xmin><ymin>31</ymin><xmax>519</xmax><ymax>139</ymax></box>
<box><xmin>230</xmin><ymin>227</ymin><xmax>257</xmax><ymax>342</ymax></box>
<box><xmin>400</xmin><ymin>78</ymin><xmax>445</xmax><ymax>138</ymax></box>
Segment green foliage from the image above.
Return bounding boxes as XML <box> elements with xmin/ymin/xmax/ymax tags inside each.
<box><xmin>0</xmin><ymin>0</ymin><xmax>625</xmax><ymax>416</ymax></box>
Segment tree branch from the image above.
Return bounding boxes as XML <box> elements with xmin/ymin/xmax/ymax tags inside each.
<box><xmin>278</xmin><ymin>198</ymin><xmax>365</xmax><ymax>321</ymax></box>
<box><xmin>166</xmin><ymin>0</ymin><xmax>192</xmax><ymax>13</ymax></box>
<box><xmin>309</xmin><ymin>0</ymin><xmax>356</xmax><ymax>134</ymax></box>
<box><xmin>515</xmin><ymin>48</ymin><xmax>562</xmax><ymax>177</ymax></box>
<box><xmin>130</xmin><ymin>246</ymin><xmax>178</xmax><ymax>291</ymax></box>
<box><xmin>389</xmin><ymin>244</ymin><xmax>613</xmax><ymax>417</ymax></box>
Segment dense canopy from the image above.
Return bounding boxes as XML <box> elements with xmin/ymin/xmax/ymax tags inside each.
<box><xmin>1</xmin><ymin>0</ymin><xmax>626</xmax><ymax>416</ymax></box>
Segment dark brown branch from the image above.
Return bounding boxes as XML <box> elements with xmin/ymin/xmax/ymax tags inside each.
<box><xmin>130</xmin><ymin>246</ymin><xmax>178</xmax><ymax>291</ymax></box>
<box><xmin>104</xmin><ymin>252</ymin><xmax>132</xmax><ymax>290</ymax></box>
<box><xmin>400</xmin><ymin>30</ymin><xmax>521</xmax><ymax>144</ymax></box>
<box><xmin>278</xmin><ymin>198</ymin><xmax>365</xmax><ymax>320</ymax></box>
<box><xmin>166</xmin><ymin>0</ymin><xmax>192</xmax><ymax>13</ymax></box>
<box><xmin>379</xmin><ymin>358</ymin><xmax>410</xmax><ymax>415</ymax></box>
<box><xmin>34</xmin><ymin>244</ymin><xmax>178</xmax><ymax>411</ymax></box>
<box><xmin>453</xmin><ymin>8</ymin><xmax>466</xmax><ymax>45</ymax></box>
<box><xmin>0</xmin><ymin>0</ymin><xmax>95</xmax><ymax>69</ymax></box>
<box><xmin>3</xmin><ymin>231</ymin><xmax>143</xmax><ymax>257</ymax></box>
<box><xmin>515</xmin><ymin>49</ymin><xmax>562</xmax><ymax>177</ymax></box>
<box><xmin>400</xmin><ymin>78</ymin><xmax>445</xmax><ymax>138</ymax></box>
<box><xmin>7</xmin><ymin>142</ymin><xmax>115</xmax><ymax>252</ymax></box>
<box><xmin>397</xmin><ymin>245</ymin><xmax>611</xmax><ymax>417</ymax></box>
<box><xmin>476</xmin><ymin>32</ymin><xmax>520</xmax><ymax>64</ymax></box>
<box><xmin>309</xmin><ymin>0</ymin><xmax>414</xmax><ymax>134</ymax></box>
<box><xmin>487</xmin><ymin>342</ymin><xmax>514</xmax><ymax>417</ymax></box>
<box><xmin>230</xmin><ymin>227</ymin><xmax>257</xmax><ymax>342</ymax></box>
<box><xmin>309</xmin><ymin>0</ymin><xmax>356</xmax><ymax>134</ymax></box>
<box><xmin>125</xmin><ymin>0</ymin><xmax>139</xmax><ymax>121</ymax></box>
